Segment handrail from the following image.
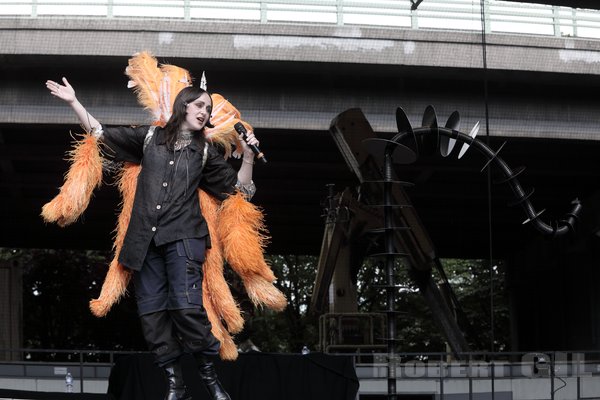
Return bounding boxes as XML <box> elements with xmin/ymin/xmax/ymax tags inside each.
<box><xmin>1</xmin><ymin>348</ymin><xmax>600</xmax><ymax>399</ymax></box>
<box><xmin>0</xmin><ymin>0</ymin><xmax>598</xmax><ymax>40</ymax></box>
<box><xmin>1</xmin><ymin>348</ymin><xmax>599</xmax><ymax>396</ymax></box>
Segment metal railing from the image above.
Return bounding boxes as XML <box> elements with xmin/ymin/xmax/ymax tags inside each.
<box><xmin>1</xmin><ymin>348</ymin><xmax>600</xmax><ymax>398</ymax></box>
<box><xmin>319</xmin><ymin>313</ymin><xmax>387</xmax><ymax>354</ymax></box>
<box><xmin>0</xmin><ymin>0</ymin><xmax>599</xmax><ymax>40</ymax></box>
<box><xmin>0</xmin><ymin>348</ymin><xmax>141</xmax><ymax>393</ymax></box>
<box><xmin>350</xmin><ymin>350</ymin><xmax>600</xmax><ymax>400</ymax></box>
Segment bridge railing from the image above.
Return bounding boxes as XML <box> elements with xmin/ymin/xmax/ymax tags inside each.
<box><xmin>0</xmin><ymin>0</ymin><xmax>599</xmax><ymax>40</ymax></box>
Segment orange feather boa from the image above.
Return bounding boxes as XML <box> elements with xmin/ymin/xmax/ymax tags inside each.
<box><xmin>43</xmin><ymin>139</ymin><xmax>286</xmax><ymax>361</ymax></box>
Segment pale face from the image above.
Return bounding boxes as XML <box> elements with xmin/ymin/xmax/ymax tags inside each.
<box><xmin>181</xmin><ymin>93</ymin><xmax>212</xmax><ymax>132</ymax></box>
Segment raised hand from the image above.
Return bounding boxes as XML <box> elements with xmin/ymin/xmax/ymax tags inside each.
<box><xmin>46</xmin><ymin>77</ymin><xmax>77</xmax><ymax>104</ymax></box>
<box><xmin>45</xmin><ymin>77</ymin><xmax>100</xmax><ymax>132</ymax></box>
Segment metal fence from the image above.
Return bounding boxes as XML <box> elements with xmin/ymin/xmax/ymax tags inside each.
<box><xmin>351</xmin><ymin>350</ymin><xmax>600</xmax><ymax>400</ymax></box>
<box><xmin>1</xmin><ymin>0</ymin><xmax>599</xmax><ymax>40</ymax></box>
<box><xmin>1</xmin><ymin>348</ymin><xmax>600</xmax><ymax>398</ymax></box>
<box><xmin>0</xmin><ymin>348</ymin><xmax>135</xmax><ymax>393</ymax></box>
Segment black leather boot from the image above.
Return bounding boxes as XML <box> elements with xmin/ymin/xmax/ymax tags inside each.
<box><xmin>163</xmin><ymin>361</ymin><xmax>192</xmax><ymax>400</ymax></box>
<box><xmin>195</xmin><ymin>354</ymin><xmax>231</xmax><ymax>400</ymax></box>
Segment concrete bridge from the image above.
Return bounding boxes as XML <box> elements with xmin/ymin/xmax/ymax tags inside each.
<box><xmin>1</xmin><ymin>1</ymin><xmax>600</xmax><ymax>364</ymax></box>
<box><xmin>2</xmin><ymin>17</ymin><xmax>600</xmax><ymax>139</ymax></box>
<box><xmin>2</xmin><ymin>15</ymin><xmax>599</xmax><ymax>255</ymax></box>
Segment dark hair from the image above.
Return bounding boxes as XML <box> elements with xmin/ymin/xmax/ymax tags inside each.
<box><xmin>164</xmin><ymin>86</ymin><xmax>214</xmax><ymax>150</ymax></box>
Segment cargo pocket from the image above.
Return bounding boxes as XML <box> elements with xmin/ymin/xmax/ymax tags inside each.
<box><xmin>175</xmin><ymin>238</ymin><xmax>206</xmax><ymax>262</ymax></box>
<box><xmin>175</xmin><ymin>238</ymin><xmax>206</xmax><ymax>306</ymax></box>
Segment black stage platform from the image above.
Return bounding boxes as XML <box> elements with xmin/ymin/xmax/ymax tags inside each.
<box><xmin>0</xmin><ymin>352</ymin><xmax>358</xmax><ymax>400</ymax></box>
<box><xmin>108</xmin><ymin>352</ymin><xmax>358</xmax><ymax>400</ymax></box>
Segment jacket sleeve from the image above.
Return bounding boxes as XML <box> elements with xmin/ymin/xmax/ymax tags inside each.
<box><xmin>97</xmin><ymin>125</ymin><xmax>149</xmax><ymax>164</ymax></box>
<box><xmin>199</xmin><ymin>143</ymin><xmax>238</xmax><ymax>201</ymax></box>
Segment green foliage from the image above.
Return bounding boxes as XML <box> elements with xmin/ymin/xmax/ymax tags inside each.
<box><xmin>356</xmin><ymin>258</ymin><xmax>509</xmax><ymax>353</ymax></box>
<box><xmin>249</xmin><ymin>255</ymin><xmax>509</xmax><ymax>354</ymax></box>
<box><xmin>3</xmin><ymin>247</ymin><xmax>509</xmax><ymax>356</ymax></box>
<box><xmin>2</xmin><ymin>248</ymin><xmax>144</xmax><ymax>360</ymax></box>
<box><xmin>442</xmin><ymin>259</ymin><xmax>510</xmax><ymax>352</ymax></box>
<box><xmin>250</xmin><ymin>254</ymin><xmax>319</xmax><ymax>353</ymax></box>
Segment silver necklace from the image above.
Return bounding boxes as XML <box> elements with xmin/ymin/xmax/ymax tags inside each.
<box><xmin>174</xmin><ymin>131</ymin><xmax>193</xmax><ymax>151</ymax></box>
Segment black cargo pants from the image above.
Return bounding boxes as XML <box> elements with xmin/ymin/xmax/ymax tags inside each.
<box><xmin>133</xmin><ymin>238</ymin><xmax>220</xmax><ymax>366</ymax></box>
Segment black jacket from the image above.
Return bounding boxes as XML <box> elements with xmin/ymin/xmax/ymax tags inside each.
<box><xmin>101</xmin><ymin>125</ymin><xmax>237</xmax><ymax>270</ymax></box>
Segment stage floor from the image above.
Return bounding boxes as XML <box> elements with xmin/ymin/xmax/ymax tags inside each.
<box><xmin>0</xmin><ymin>352</ymin><xmax>359</xmax><ymax>400</ymax></box>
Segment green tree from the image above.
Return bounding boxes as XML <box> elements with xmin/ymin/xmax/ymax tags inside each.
<box><xmin>356</xmin><ymin>258</ymin><xmax>509</xmax><ymax>353</ymax></box>
<box><xmin>2</xmin><ymin>248</ymin><xmax>144</xmax><ymax>361</ymax></box>
<box><xmin>248</xmin><ymin>255</ymin><xmax>509</xmax><ymax>355</ymax></box>
<box><xmin>4</xmin><ymin>248</ymin><xmax>508</xmax><ymax>357</ymax></box>
<box><xmin>442</xmin><ymin>259</ymin><xmax>510</xmax><ymax>352</ymax></box>
<box><xmin>250</xmin><ymin>254</ymin><xmax>319</xmax><ymax>353</ymax></box>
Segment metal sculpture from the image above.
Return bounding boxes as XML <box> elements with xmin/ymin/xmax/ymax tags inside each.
<box><xmin>361</xmin><ymin>106</ymin><xmax>582</xmax><ymax>400</ymax></box>
<box><xmin>393</xmin><ymin>106</ymin><xmax>581</xmax><ymax>236</ymax></box>
<box><xmin>361</xmin><ymin>135</ymin><xmax>416</xmax><ymax>399</ymax></box>
<box><xmin>315</xmin><ymin>106</ymin><xmax>583</xmax><ymax>400</ymax></box>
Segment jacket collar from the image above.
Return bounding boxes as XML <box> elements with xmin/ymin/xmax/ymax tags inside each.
<box><xmin>155</xmin><ymin>127</ymin><xmax>204</xmax><ymax>152</ymax></box>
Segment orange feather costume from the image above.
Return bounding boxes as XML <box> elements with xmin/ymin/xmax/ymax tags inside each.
<box><xmin>41</xmin><ymin>52</ymin><xmax>286</xmax><ymax>360</ymax></box>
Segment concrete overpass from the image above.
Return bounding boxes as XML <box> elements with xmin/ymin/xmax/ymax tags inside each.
<box><xmin>1</xmin><ymin>16</ymin><xmax>600</xmax><ymax>257</ymax></box>
<box><xmin>1</xmin><ymin>2</ymin><xmax>600</xmax><ymax>355</ymax></box>
<box><xmin>2</xmin><ymin>18</ymin><xmax>600</xmax><ymax>138</ymax></box>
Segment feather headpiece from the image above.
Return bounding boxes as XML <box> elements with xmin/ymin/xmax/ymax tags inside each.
<box><xmin>125</xmin><ymin>51</ymin><xmax>245</xmax><ymax>157</ymax></box>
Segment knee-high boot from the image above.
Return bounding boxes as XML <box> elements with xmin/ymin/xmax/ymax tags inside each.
<box><xmin>163</xmin><ymin>361</ymin><xmax>192</xmax><ymax>400</ymax></box>
<box><xmin>195</xmin><ymin>354</ymin><xmax>231</xmax><ymax>400</ymax></box>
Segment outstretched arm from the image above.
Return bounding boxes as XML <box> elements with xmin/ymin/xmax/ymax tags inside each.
<box><xmin>46</xmin><ymin>77</ymin><xmax>101</xmax><ymax>133</ymax></box>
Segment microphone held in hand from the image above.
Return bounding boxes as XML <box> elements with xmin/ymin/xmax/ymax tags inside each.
<box><xmin>234</xmin><ymin>122</ymin><xmax>267</xmax><ymax>164</ymax></box>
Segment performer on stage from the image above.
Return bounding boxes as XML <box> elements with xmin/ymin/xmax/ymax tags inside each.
<box><xmin>45</xmin><ymin>77</ymin><xmax>259</xmax><ymax>400</ymax></box>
